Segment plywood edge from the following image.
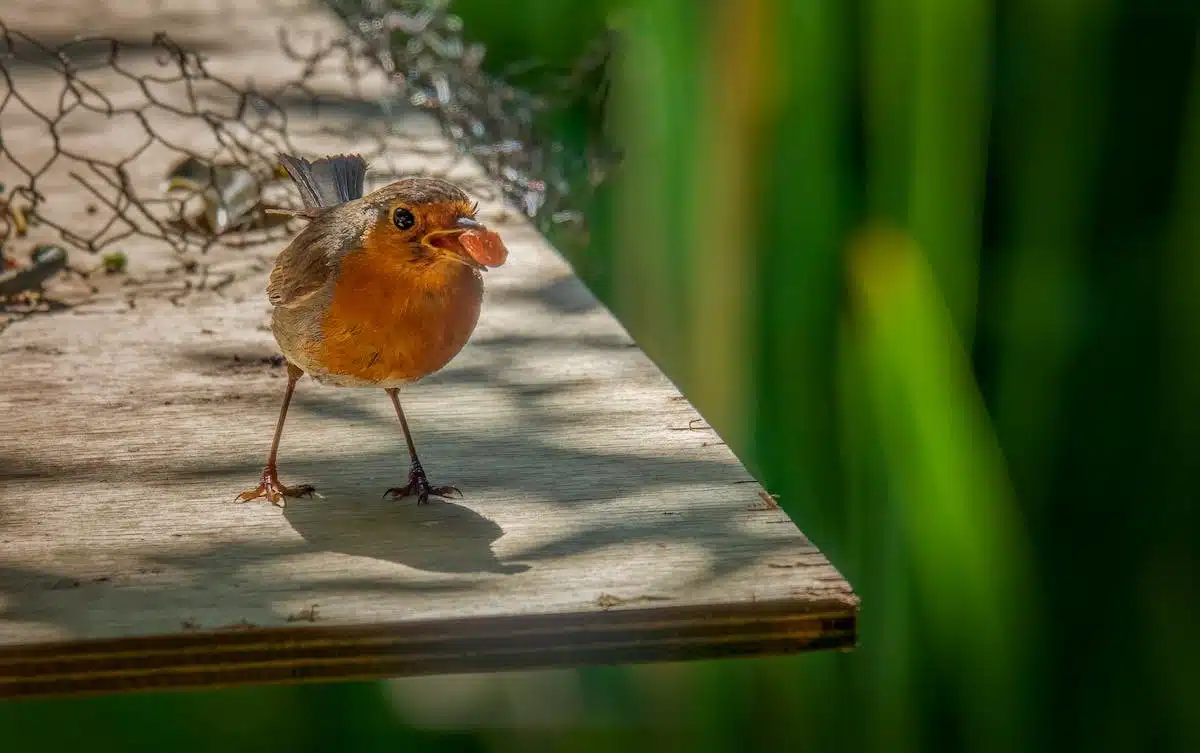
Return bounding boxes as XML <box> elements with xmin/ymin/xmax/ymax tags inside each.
<box><xmin>0</xmin><ymin>595</ymin><xmax>859</xmax><ymax>700</ymax></box>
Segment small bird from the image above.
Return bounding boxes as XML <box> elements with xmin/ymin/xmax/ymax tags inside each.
<box><xmin>236</xmin><ymin>153</ymin><xmax>509</xmax><ymax>507</ymax></box>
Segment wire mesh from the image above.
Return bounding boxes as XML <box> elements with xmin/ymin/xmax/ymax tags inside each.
<box><xmin>0</xmin><ymin>0</ymin><xmax>616</xmax><ymax>266</ymax></box>
<box><xmin>320</xmin><ymin>0</ymin><xmax>616</xmax><ymax>237</ymax></box>
<box><xmin>0</xmin><ymin>21</ymin><xmax>304</xmax><ymax>255</ymax></box>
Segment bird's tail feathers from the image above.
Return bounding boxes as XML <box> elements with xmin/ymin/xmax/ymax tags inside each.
<box><xmin>278</xmin><ymin>153</ymin><xmax>368</xmax><ymax>210</ymax></box>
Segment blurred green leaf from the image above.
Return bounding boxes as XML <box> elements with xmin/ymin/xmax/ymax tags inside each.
<box><xmin>847</xmin><ymin>226</ymin><xmax>1037</xmax><ymax>753</ymax></box>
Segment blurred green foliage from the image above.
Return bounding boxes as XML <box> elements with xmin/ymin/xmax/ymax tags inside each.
<box><xmin>3</xmin><ymin>0</ymin><xmax>1198</xmax><ymax>750</ymax></box>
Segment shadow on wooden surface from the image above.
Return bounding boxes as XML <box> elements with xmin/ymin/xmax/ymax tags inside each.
<box><xmin>282</xmin><ymin>497</ymin><xmax>529</xmax><ymax>576</ymax></box>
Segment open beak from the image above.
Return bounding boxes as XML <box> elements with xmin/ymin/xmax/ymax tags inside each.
<box><xmin>421</xmin><ymin>219</ymin><xmax>485</xmax><ymax>270</ymax></box>
<box><xmin>422</xmin><ymin>216</ymin><xmax>508</xmax><ymax>270</ymax></box>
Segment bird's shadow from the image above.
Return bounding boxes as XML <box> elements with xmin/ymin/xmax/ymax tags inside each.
<box><xmin>281</xmin><ymin>487</ymin><xmax>529</xmax><ymax>576</ymax></box>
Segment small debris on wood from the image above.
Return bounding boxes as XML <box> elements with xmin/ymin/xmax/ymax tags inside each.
<box><xmin>595</xmin><ymin>593</ymin><xmax>673</xmax><ymax>610</ymax></box>
<box><xmin>669</xmin><ymin>418</ymin><xmax>712</xmax><ymax>432</ymax></box>
<box><xmin>227</xmin><ymin>353</ymin><xmax>286</xmax><ymax>371</ymax></box>
<box><xmin>286</xmin><ymin>604</ymin><xmax>320</xmax><ymax>623</ymax></box>
<box><xmin>8</xmin><ymin>204</ymin><xmax>29</xmax><ymax>236</ymax></box>
<box><xmin>101</xmin><ymin>251</ymin><xmax>128</xmax><ymax>275</ymax></box>
<box><xmin>747</xmin><ymin>490</ymin><xmax>781</xmax><ymax>511</ymax></box>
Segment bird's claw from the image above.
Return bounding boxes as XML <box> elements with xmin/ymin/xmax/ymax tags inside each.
<box><xmin>384</xmin><ymin>462</ymin><xmax>462</xmax><ymax>505</ymax></box>
<box><xmin>235</xmin><ymin>466</ymin><xmax>315</xmax><ymax>508</ymax></box>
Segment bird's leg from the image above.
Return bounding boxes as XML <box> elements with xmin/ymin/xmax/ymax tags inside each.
<box><xmin>383</xmin><ymin>388</ymin><xmax>462</xmax><ymax>505</ymax></box>
<box><xmin>235</xmin><ymin>362</ymin><xmax>315</xmax><ymax>507</ymax></box>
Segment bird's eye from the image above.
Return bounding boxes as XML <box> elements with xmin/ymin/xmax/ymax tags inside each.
<box><xmin>393</xmin><ymin>207</ymin><xmax>416</xmax><ymax>230</ymax></box>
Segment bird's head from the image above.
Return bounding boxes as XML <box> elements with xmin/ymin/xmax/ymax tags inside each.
<box><xmin>357</xmin><ymin>177</ymin><xmax>508</xmax><ymax>272</ymax></box>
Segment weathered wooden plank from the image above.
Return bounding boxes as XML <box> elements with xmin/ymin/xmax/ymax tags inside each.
<box><xmin>0</xmin><ymin>0</ymin><xmax>858</xmax><ymax>700</ymax></box>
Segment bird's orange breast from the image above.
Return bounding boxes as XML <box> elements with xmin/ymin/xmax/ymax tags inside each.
<box><xmin>315</xmin><ymin>246</ymin><xmax>483</xmax><ymax>386</ymax></box>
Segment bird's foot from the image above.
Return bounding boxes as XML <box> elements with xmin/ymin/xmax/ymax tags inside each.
<box><xmin>235</xmin><ymin>465</ymin><xmax>315</xmax><ymax>508</ymax></box>
<box><xmin>384</xmin><ymin>461</ymin><xmax>461</xmax><ymax>505</ymax></box>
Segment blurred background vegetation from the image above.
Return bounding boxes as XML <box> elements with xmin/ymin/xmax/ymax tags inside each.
<box><xmin>3</xmin><ymin>0</ymin><xmax>1198</xmax><ymax>750</ymax></box>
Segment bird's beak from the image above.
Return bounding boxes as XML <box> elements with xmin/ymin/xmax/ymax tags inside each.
<box><xmin>421</xmin><ymin>214</ymin><xmax>509</xmax><ymax>270</ymax></box>
<box><xmin>422</xmin><ymin>217</ymin><xmax>490</xmax><ymax>271</ymax></box>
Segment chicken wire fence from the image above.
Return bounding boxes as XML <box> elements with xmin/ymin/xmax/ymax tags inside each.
<box><xmin>0</xmin><ymin>0</ymin><xmax>615</xmax><ymax>269</ymax></box>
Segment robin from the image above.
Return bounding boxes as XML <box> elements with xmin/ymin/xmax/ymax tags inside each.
<box><xmin>236</xmin><ymin>153</ymin><xmax>509</xmax><ymax>507</ymax></box>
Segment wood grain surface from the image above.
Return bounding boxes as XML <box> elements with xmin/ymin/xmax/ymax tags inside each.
<box><xmin>0</xmin><ymin>0</ymin><xmax>857</xmax><ymax>700</ymax></box>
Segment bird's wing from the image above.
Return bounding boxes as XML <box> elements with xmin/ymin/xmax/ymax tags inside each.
<box><xmin>266</xmin><ymin>235</ymin><xmax>330</xmax><ymax>309</ymax></box>
<box><xmin>266</xmin><ymin>210</ymin><xmax>364</xmax><ymax>308</ymax></box>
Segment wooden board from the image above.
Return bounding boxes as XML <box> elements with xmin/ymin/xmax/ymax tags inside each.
<box><xmin>0</xmin><ymin>0</ymin><xmax>858</xmax><ymax>700</ymax></box>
